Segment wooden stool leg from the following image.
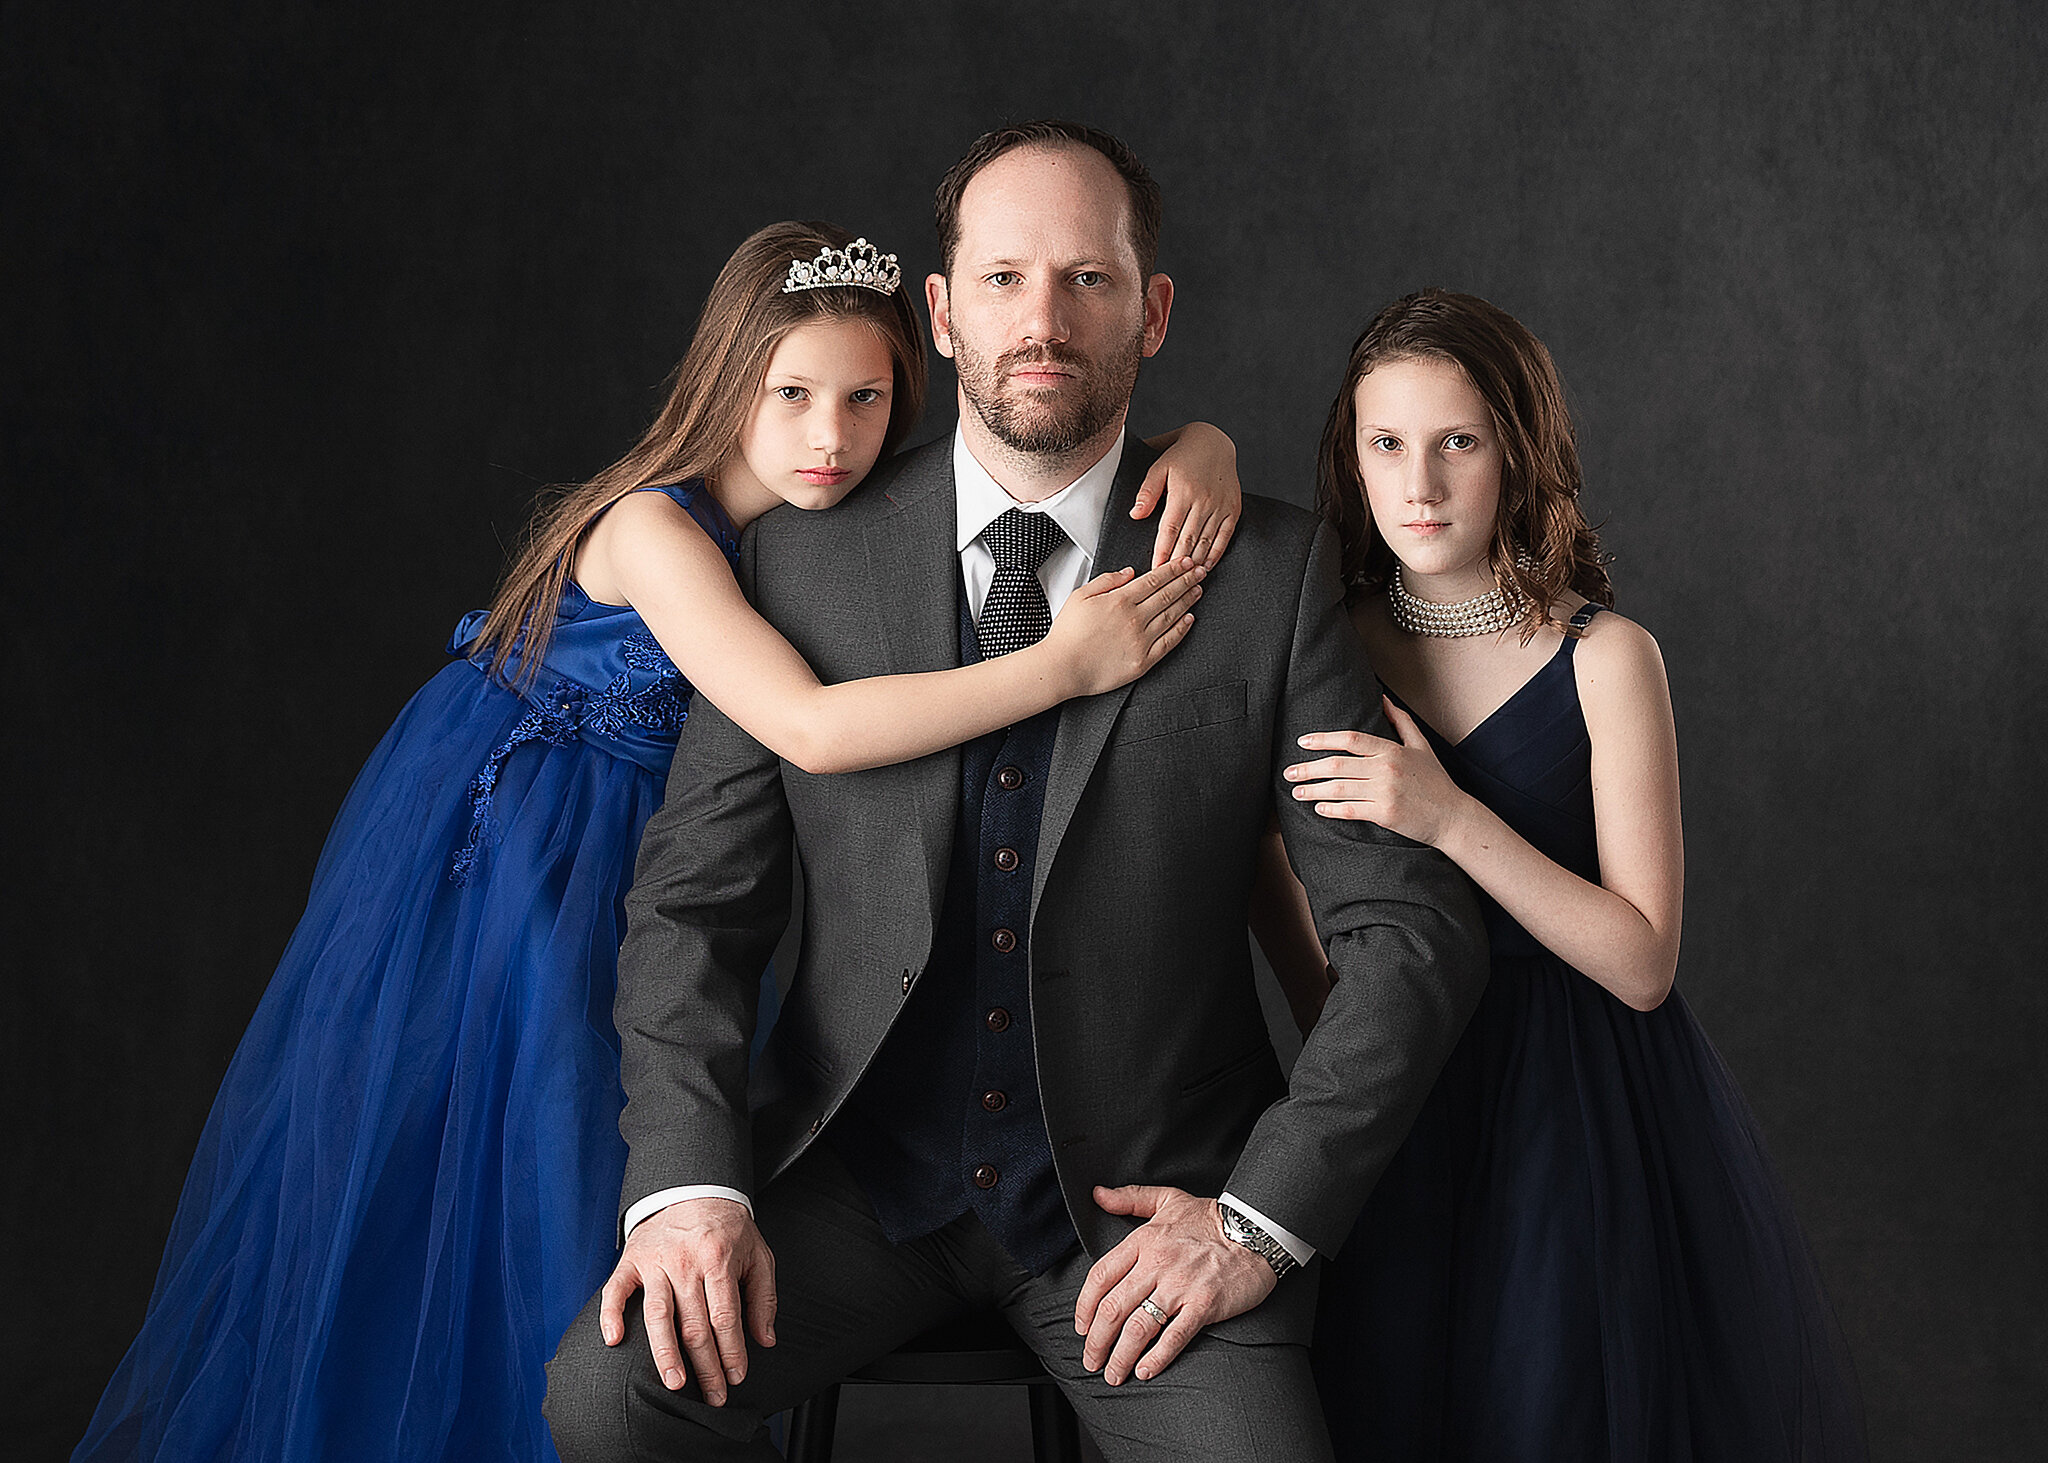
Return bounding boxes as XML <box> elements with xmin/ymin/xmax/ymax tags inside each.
<box><xmin>1027</xmin><ymin>1381</ymin><xmax>1082</xmax><ymax>1463</ymax></box>
<box><xmin>786</xmin><ymin>1382</ymin><xmax>842</xmax><ymax>1463</ymax></box>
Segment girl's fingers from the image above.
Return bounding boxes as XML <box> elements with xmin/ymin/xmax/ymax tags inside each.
<box><xmin>1150</xmin><ymin>501</ymin><xmax>1194</xmax><ymax>568</ymax></box>
<box><xmin>1134</xmin><ymin>561</ymin><xmax>1204</xmax><ymax>612</ymax></box>
<box><xmin>1202</xmin><ymin>515</ymin><xmax>1238</xmax><ymax>569</ymax></box>
<box><xmin>1144</xmin><ymin>582</ymin><xmax>1203</xmax><ymax>633</ymax></box>
<box><xmin>1131</xmin><ymin>466</ymin><xmax>1168</xmax><ymax>521</ymax></box>
<box><xmin>1145</xmin><ymin>613</ymin><xmax>1196</xmax><ymax>661</ymax></box>
<box><xmin>1285</xmin><ymin>754</ymin><xmax>1374</xmax><ymax>781</ymax></box>
<box><xmin>1293</xmin><ymin>779</ymin><xmax>1373</xmax><ymax>802</ymax></box>
<box><xmin>1296</xmin><ymin>729</ymin><xmax>1396</xmax><ymax>754</ymax></box>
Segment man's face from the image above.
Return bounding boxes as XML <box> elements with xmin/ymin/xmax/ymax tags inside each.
<box><xmin>928</xmin><ymin>145</ymin><xmax>1171</xmax><ymax>458</ymax></box>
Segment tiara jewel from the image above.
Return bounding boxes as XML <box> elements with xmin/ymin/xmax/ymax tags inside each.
<box><xmin>782</xmin><ymin>237</ymin><xmax>903</xmax><ymax>296</ymax></box>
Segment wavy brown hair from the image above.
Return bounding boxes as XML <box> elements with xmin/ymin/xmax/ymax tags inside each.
<box><xmin>468</xmin><ymin>221</ymin><xmax>928</xmax><ymax>686</ymax></box>
<box><xmin>1315</xmin><ymin>287</ymin><xmax>1611</xmax><ymax>640</ymax></box>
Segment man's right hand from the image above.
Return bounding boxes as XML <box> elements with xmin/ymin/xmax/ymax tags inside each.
<box><xmin>599</xmin><ymin>1196</ymin><xmax>775</xmax><ymax>1405</ymax></box>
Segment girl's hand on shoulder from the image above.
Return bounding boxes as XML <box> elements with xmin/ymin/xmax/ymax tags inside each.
<box><xmin>1134</xmin><ymin>422</ymin><xmax>1241</xmax><ymax>570</ymax></box>
<box><xmin>1041</xmin><ymin>558</ymin><xmax>1206</xmax><ymax>698</ymax></box>
<box><xmin>1285</xmin><ymin>696</ymin><xmax>1472</xmax><ymax>847</ymax></box>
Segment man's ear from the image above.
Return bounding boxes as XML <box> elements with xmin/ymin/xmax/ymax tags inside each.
<box><xmin>925</xmin><ymin>273</ymin><xmax>955</xmax><ymax>360</ymax></box>
<box><xmin>1141</xmin><ymin>273</ymin><xmax>1175</xmax><ymax>358</ymax></box>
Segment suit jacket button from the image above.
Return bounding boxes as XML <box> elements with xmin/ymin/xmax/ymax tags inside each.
<box><xmin>973</xmin><ymin>1164</ymin><xmax>1000</xmax><ymax>1189</ymax></box>
<box><xmin>990</xmin><ymin>927</ymin><xmax>1017</xmax><ymax>953</ymax></box>
<box><xmin>981</xmin><ymin>1089</ymin><xmax>1008</xmax><ymax>1113</ymax></box>
<box><xmin>985</xmin><ymin>1006</ymin><xmax>1012</xmax><ymax>1033</ymax></box>
<box><xmin>997</xmin><ymin>766</ymin><xmax>1025</xmax><ymax>791</ymax></box>
<box><xmin>993</xmin><ymin>846</ymin><xmax>1020</xmax><ymax>872</ymax></box>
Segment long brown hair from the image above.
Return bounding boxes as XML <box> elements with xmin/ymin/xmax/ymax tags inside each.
<box><xmin>469</xmin><ymin>221</ymin><xmax>928</xmax><ymax>685</ymax></box>
<box><xmin>1314</xmin><ymin>287</ymin><xmax>1612</xmax><ymax>639</ymax></box>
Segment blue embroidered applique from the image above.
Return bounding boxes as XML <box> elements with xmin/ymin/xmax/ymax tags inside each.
<box><xmin>585</xmin><ymin>631</ymin><xmax>689</xmax><ymax>739</ymax></box>
<box><xmin>450</xmin><ymin>639</ymin><xmax>693</xmax><ymax>885</ymax></box>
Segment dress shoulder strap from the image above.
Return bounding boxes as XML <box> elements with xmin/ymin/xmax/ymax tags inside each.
<box><xmin>628</xmin><ymin>480</ymin><xmax>741</xmax><ymax>567</ymax></box>
<box><xmin>1567</xmin><ymin>602</ymin><xmax>1605</xmax><ymax>632</ymax></box>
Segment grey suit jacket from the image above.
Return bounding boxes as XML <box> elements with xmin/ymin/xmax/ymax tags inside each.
<box><xmin>614</xmin><ymin>436</ymin><xmax>1488</xmax><ymax>1344</ymax></box>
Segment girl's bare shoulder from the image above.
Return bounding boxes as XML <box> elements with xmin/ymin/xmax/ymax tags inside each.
<box><xmin>1572</xmin><ymin>607</ymin><xmax>1671</xmax><ymax>716</ymax></box>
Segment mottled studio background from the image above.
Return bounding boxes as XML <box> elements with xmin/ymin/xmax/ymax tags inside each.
<box><xmin>5</xmin><ymin>1</ymin><xmax>2043</xmax><ymax>1458</ymax></box>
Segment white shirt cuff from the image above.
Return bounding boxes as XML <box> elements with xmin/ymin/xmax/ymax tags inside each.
<box><xmin>1219</xmin><ymin>1190</ymin><xmax>1316</xmax><ymax>1266</ymax></box>
<box><xmin>623</xmin><ymin>1185</ymin><xmax>754</xmax><ymax>1241</ymax></box>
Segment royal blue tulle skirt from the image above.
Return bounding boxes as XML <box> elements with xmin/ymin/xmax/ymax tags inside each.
<box><xmin>75</xmin><ymin>659</ymin><xmax>752</xmax><ymax>1462</ymax></box>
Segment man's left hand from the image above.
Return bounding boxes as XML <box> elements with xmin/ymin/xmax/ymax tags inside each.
<box><xmin>1073</xmin><ymin>1185</ymin><xmax>1278</xmax><ymax>1385</ymax></box>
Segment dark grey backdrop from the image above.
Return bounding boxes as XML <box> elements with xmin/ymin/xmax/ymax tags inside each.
<box><xmin>6</xmin><ymin>2</ymin><xmax>2042</xmax><ymax>1459</ymax></box>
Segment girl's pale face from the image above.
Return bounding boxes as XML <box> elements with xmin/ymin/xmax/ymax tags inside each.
<box><xmin>725</xmin><ymin>317</ymin><xmax>897</xmax><ymax>516</ymax></box>
<box><xmin>1352</xmin><ymin>356</ymin><xmax>1505</xmax><ymax>595</ymax></box>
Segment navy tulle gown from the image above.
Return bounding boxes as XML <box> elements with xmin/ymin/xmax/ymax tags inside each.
<box><xmin>1313</xmin><ymin>605</ymin><xmax>1866</xmax><ymax>1462</ymax></box>
<box><xmin>77</xmin><ymin>482</ymin><xmax>775</xmax><ymax>1463</ymax></box>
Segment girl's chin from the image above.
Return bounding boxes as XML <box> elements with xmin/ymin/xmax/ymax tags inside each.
<box><xmin>779</xmin><ymin>480</ymin><xmax>861</xmax><ymax>512</ymax></box>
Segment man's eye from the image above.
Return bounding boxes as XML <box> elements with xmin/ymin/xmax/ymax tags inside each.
<box><xmin>987</xmin><ymin>272</ymin><xmax>1019</xmax><ymax>287</ymax></box>
<box><xmin>1073</xmin><ymin>271</ymin><xmax>1108</xmax><ymax>288</ymax></box>
<box><xmin>775</xmin><ymin>386</ymin><xmax>807</xmax><ymax>402</ymax></box>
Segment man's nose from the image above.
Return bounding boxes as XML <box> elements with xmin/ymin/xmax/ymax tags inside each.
<box><xmin>1016</xmin><ymin>278</ymin><xmax>1070</xmax><ymax>347</ymax></box>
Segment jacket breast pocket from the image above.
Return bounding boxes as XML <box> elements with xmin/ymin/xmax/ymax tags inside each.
<box><xmin>1113</xmin><ymin>679</ymin><xmax>1249</xmax><ymax>745</ymax></box>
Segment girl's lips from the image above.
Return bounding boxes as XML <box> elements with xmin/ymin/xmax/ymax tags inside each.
<box><xmin>1405</xmin><ymin>521</ymin><xmax>1448</xmax><ymax>534</ymax></box>
<box><xmin>798</xmin><ymin>468</ymin><xmax>850</xmax><ymax>484</ymax></box>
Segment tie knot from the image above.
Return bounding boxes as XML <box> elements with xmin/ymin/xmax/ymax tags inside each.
<box><xmin>983</xmin><ymin>507</ymin><xmax>1069</xmax><ymax>575</ymax></box>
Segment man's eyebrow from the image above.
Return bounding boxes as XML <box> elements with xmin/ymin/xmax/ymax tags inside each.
<box><xmin>971</xmin><ymin>256</ymin><xmax>1122</xmax><ymax>271</ymax></box>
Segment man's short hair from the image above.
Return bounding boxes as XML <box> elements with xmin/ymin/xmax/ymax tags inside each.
<box><xmin>934</xmin><ymin>120</ymin><xmax>1163</xmax><ymax>278</ymax></box>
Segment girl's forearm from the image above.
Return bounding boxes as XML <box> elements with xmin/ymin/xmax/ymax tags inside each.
<box><xmin>750</xmin><ymin>645</ymin><xmax>1078</xmax><ymax>775</ymax></box>
<box><xmin>1435</xmin><ymin>796</ymin><xmax>1679</xmax><ymax>1010</ymax></box>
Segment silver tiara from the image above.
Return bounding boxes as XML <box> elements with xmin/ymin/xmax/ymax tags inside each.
<box><xmin>782</xmin><ymin>237</ymin><xmax>902</xmax><ymax>296</ymax></box>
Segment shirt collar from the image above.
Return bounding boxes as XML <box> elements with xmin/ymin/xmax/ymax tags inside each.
<box><xmin>952</xmin><ymin>424</ymin><xmax>1126</xmax><ymax>563</ymax></box>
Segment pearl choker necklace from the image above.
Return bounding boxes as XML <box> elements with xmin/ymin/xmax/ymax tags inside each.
<box><xmin>1388</xmin><ymin>563</ymin><xmax>1527</xmax><ymax>638</ymax></box>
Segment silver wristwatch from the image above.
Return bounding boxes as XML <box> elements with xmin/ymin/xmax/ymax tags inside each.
<box><xmin>1217</xmin><ymin>1201</ymin><xmax>1299</xmax><ymax>1278</ymax></box>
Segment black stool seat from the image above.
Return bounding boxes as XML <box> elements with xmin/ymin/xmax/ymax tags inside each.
<box><xmin>786</xmin><ymin>1310</ymin><xmax>1083</xmax><ymax>1462</ymax></box>
<box><xmin>848</xmin><ymin>1310</ymin><xmax>1047</xmax><ymax>1384</ymax></box>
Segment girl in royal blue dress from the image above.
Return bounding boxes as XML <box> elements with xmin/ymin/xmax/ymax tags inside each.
<box><xmin>1266</xmin><ymin>289</ymin><xmax>1866</xmax><ymax>1460</ymax></box>
<box><xmin>76</xmin><ymin>221</ymin><xmax>1241</xmax><ymax>1463</ymax></box>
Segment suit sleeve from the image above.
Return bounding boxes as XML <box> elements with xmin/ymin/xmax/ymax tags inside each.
<box><xmin>611</xmin><ymin>525</ymin><xmax>794</xmax><ymax>1241</ymax></box>
<box><xmin>1221</xmin><ymin>522</ymin><xmax>1490</xmax><ymax>1256</ymax></box>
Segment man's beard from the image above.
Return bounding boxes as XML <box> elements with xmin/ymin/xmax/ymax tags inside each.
<box><xmin>953</xmin><ymin>328</ymin><xmax>1143</xmax><ymax>456</ymax></box>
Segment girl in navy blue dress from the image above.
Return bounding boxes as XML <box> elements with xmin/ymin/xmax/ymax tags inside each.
<box><xmin>1268</xmin><ymin>289</ymin><xmax>1866</xmax><ymax>1460</ymax></box>
<box><xmin>76</xmin><ymin>221</ymin><xmax>1240</xmax><ymax>1463</ymax></box>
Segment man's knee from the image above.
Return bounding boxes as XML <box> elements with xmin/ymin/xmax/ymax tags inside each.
<box><xmin>544</xmin><ymin>1291</ymin><xmax>637</xmax><ymax>1462</ymax></box>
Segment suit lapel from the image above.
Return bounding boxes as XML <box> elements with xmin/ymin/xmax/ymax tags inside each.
<box><xmin>1031</xmin><ymin>440</ymin><xmax>1158</xmax><ymax>928</ymax></box>
<box><xmin>862</xmin><ymin>445</ymin><xmax>963</xmax><ymax>918</ymax></box>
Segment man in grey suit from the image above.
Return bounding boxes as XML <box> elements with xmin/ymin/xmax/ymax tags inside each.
<box><xmin>545</xmin><ymin>121</ymin><xmax>1487</xmax><ymax>1462</ymax></box>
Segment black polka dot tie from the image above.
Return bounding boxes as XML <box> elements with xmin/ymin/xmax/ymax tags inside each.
<box><xmin>978</xmin><ymin>507</ymin><xmax>1070</xmax><ymax>658</ymax></box>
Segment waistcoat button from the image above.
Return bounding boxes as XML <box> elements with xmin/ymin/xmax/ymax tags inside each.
<box><xmin>973</xmin><ymin>1164</ymin><xmax>1000</xmax><ymax>1189</ymax></box>
<box><xmin>993</xmin><ymin>847</ymin><xmax>1020</xmax><ymax>872</ymax></box>
<box><xmin>981</xmin><ymin>1089</ymin><xmax>1008</xmax><ymax>1113</ymax></box>
<box><xmin>985</xmin><ymin>1007</ymin><xmax>1012</xmax><ymax>1033</ymax></box>
<box><xmin>996</xmin><ymin>766</ymin><xmax>1025</xmax><ymax>791</ymax></box>
<box><xmin>990</xmin><ymin>928</ymin><xmax>1017</xmax><ymax>953</ymax></box>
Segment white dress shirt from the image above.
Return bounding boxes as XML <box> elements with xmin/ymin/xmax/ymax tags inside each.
<box><xmin>625</xmin><ymin>426</ymin><xmax>1312</xmax><ymax>1265</ymax></box>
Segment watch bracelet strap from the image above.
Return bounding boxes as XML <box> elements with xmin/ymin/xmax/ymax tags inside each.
<box><xmin>1218</xmin><ymin>1200</ymin><xmax>1298</xmax><ymax>1276</ymax></box>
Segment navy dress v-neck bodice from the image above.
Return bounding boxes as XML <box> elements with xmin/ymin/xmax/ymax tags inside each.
<box><xmin>76</xmin><ymin>483</ymin><xmax>772</xmax><ymax>1463</ymax></box>
<box><xmin>1313</xmin><ymin>606</ymin><xmax>1866</xmax><ymax>1463</ymax></box>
